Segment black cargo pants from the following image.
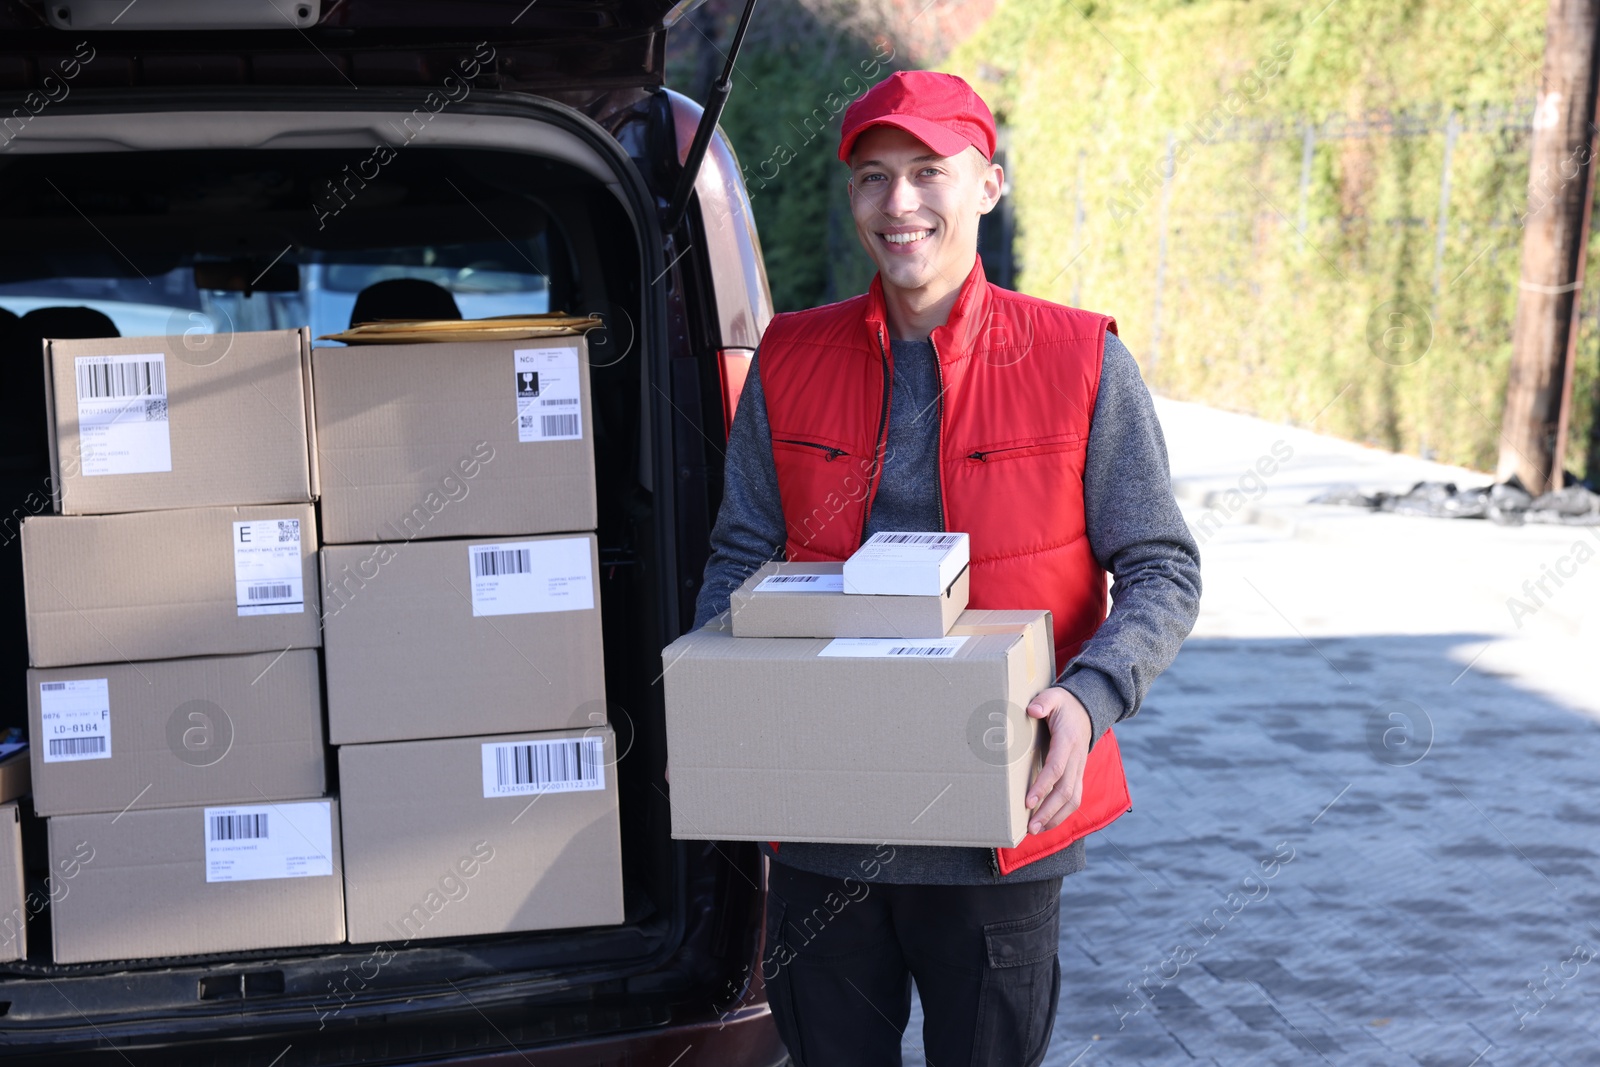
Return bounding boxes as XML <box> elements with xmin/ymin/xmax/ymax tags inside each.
<box><xmin>763</xmin><ymin>860</ymin><xmax>1063</xmax><ymax>1067</ymax></box>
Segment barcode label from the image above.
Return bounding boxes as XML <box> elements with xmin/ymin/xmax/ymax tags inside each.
<box><xmin>75</xmin><ymin>358</ymin><xmax>165</xmax><ymax>399</ymax></box>
<box><xmin>540</xmin><ymin>413</ymin><xmax>580</xmax><ymax>437</ymax></box>
<box><xmin>515</xmin><ymin>347</ymin><xmax>583</xmax><ymax>441</ymax></box>
<box><xmin>469</xmin><ymin>537</ymin><xmax>594</xmax><ymax>617</ymax></box>
<box><xmin>483</xmin><ymin>736</ymin><xmax>606</xmax><ymax>797</ymax></box>
<box><xmin>48</xmin><ymin>736</ymin><xmax>106</xmax><ymax>757</ymax></box>
<box><xmin>73</xmin><ymin>353</ymin><xmax>172</xmax><ymax>476</ymax></box>
<box><xmin>817</xmin><ymin>637</ymin><xmax>970</xmax><ymax>659</ymax></box>
<box><xmin>209</xmin><ymin>813</ymin><xmax>269</xmax><ymax>841</ymax></box>
<box><xmin>472</xmin><ymin>547</ymin><xmax>532</xmax><ymax>577</ymax></box>
<box><xmin>754</xmin><ymin>572</ymin><xmax>845</xmax><ymax>594</ymax></box>
<box><xmin>204</xmin><ymin>801</ymin><xmax>334</xmax><ymax>883</ymax></box>
<box><xmin>870</xmin><ymin>533</ymin><xmax>962</xmax><ymax>545</ymax></box>
<box><xmin>233</xmin><ymin>519</ymin><xmax>304</xmax><ymax>616</ymax></box>
<box><xmin>39</xmin><ymin>678</ymin><xmax>112</xmax><ymax>763</ymax></box>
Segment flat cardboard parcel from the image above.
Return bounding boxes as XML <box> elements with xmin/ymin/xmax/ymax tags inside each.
<box><xmin>661</xmin><ymin>609</ymin><xmax>1054</xmax><ymax>847</ymax></box>
<box><xmin>23</xmin><ymin>504</ymin><xmax>321</xmax><ymax>668</ymax></box>
<box><xmin>338</xmin><ymin>727</ymin><xmax>624</xmax><ymax>944</ymax></box>
<box><xmin>44</xmin><ymin>328</ymin><xmax>316</xmax><ymax>516</ymax></box>
<box><xmin>49</xmin><ymin>799</ymin><xmax>344</xmax><ymax>963</ymax></box>
<box><xmin>729</xmin><ymin>561</ymin><xmax>968</xmax><ymax>639</ymax></box>
<box><xmin>312</xmin><ymin>336</ymin><xmax>597</xmax><ymax>544</ymax></box>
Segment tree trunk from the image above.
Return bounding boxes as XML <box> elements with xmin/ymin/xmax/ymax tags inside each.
<box><xmin>1500</xmin><ymin>0</ymin><xmax>1600</xmax><ymax>493</ymax></box>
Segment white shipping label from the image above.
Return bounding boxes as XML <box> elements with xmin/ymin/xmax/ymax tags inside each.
<box><xmin>39</xmin><ymin>679</ymin><xmax>112</xmax><ymax>763</ymax></box>
<box><xmin>754</xmin><ymin>572</ymin><xmax>845</xmax><ymax>593</ymax></box>
<box><xmin>483</xmin><ymin>736</ymin><xmax>606</xmax><ymax>797</ymax></box>
<box><xmin>818</xmin><ymin>637</ymin><xmax>970</xmax><ymax>659</ymax></box>
<box><xmin>204</xmin><ymin>801</ymin><xmax>334</xmax><ymax>883</ymax></box>
<box><xmin>515</xmin><ymin>347</ymin><xmax>583</xmax><ymax>442</ymax></box>
<box><xmin>233</xmin><ymin>519</ymin><xmax>305</xmax><ymax>616</ymax></box>
<box><xmin>853</xmin><ymin>531</ymin><xmax>965</xmax><ymax>560</ymax></box>
<box><xmin>74</xmin><ymin>353</ymin><xmax>172</xmax><ymax>476</ymax></box>
<box><xmin>469</xmin><ymin>537</ymin><xmax>594</xmax><ymax>617</ymax></box>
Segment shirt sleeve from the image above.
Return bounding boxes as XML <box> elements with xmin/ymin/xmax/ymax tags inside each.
<box><xmin>692</xmin><ymin>349</ymin><xmax>788</xmax><ymax>630</ymax></box>
<box><xmin>1055</xmin><ymin>331</ymin><xmax>1202</xmax><ymax>749</ymax></box>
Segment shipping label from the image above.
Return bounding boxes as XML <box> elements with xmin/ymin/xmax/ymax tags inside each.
<box><xmin>754</xmin><ymin>573</ymin><xmax>845</xmax><ymax>593</ymax></box>
<box><xmin>482</xmin><ymin>736</ymin><xmax>605</xmax><ymax>797</ymax></box>
<box><xmin>39</xmin><ymin>679</ymin><xmax>111</xmax><ymax>763</ymax></box>
<box><xmin>817</xmin><ymin>637</ymin><xmax>970</xmax><ymax>659</ymax></box>
<box><xmin>204</xmin><ymin>800</ymin><xmax>335</xmax><ymax>883</ymax></box>
<box><xmin>514</xmin><ymin>347</ymin><xmax>583</xmax><ymax>442</ymax></box>
<box><xmin>73</xmin><ymin>353</ymin><xmax>172</xmax><ymax>476</ymax></box>
<box><xmin>233</xmin><ymin>518</ymin><xmax>304</xmax><ymax>616</ymax></box>
<box><xmin>468</xmin><ymin>537</ymin><xmax>593</xmax><ymax>617</ymax></box>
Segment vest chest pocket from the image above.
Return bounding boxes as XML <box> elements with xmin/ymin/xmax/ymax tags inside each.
<box><xmin>963</xmin><ymin>432</ymin><xmax>1085</xmax><ymax>464</ymax></box>
<box><xmin>773</xmin><ymin>436</ymin><xmax>853</xmax><ymax>462</ymax></box>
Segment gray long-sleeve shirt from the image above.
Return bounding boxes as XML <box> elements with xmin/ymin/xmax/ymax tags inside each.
<box><xmin>692</xmin><ymin>331</ymin><xmax>1201</xmax><ymax>884</ymax></box>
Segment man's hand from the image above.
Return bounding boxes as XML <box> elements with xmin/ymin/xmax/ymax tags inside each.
<box><xmin>1024</xmin><ymin>686</ymin><xmax>1092</xmax><ymax>835</ymax></box>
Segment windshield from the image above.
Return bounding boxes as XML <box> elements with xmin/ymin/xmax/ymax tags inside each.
<box><xmin>0</xmin><ymin>239</ymin><xmax>551</xmax><ymax>343</ymax></box>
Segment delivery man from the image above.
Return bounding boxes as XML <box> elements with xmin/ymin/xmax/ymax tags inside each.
<box><xmin>692</xmin><ymin>70</ymin><xmax>1202</xmax><ymax>1066</ymax></box>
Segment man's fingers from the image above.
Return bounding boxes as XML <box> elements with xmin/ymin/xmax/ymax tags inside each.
<box><xmin>1029</xmin><ymin>750</ymin><xmax>1086</xmax><ymax>833</ymax></box>
<box><xmin>1029</xmin><ymin>769</ymin><xmax>1083</xmax><ymax>833</ymax></box>
<box><xmin>1027</xmin><ymin>749</ymin><xmax>1067</xmax><ymax>808</ymax></box>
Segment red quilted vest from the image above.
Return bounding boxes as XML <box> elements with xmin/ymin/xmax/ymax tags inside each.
<box><xmin>757</xmin><ymin>254</ymin><xmax>1131</xmax><ymax>875</ymax></box>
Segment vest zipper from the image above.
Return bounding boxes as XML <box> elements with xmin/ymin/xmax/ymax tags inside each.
<box><xmin>773</xmin><ymin>438</ymin><xmax>847</xmax><ymax>461</ymax></box>
<box><xmin>929</xmin><ymin>335</ymin><xmax>948</xmax><ymax>533</ymax></box>
<box><xmin>860</xmin><ymin>327</ymin><xmax>893</xmax><ymax>543</ymax></box>
<box><xmin>989</xmin><ymin>846</ymin><xmax>1001</xmax><ymax>878</ymax></box>
<box><xmin>967</xmin><ymin>444</ymin><xmax>1037</xmax><ymax>461</ymax></box>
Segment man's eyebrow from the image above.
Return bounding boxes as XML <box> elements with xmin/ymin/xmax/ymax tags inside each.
<box><xmin>853</xmin><ymin>153</ymin><xmax>945</xmax><ymax>170</ymax></box>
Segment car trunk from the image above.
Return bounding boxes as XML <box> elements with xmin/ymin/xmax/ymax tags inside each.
<box><xmin>0</xmin><ymin>87</ymin><xmax>747</xmax><ymax>1062</ymax></box>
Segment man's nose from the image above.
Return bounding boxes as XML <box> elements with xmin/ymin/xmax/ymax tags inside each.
<box><xmin>881</xmin><ymin>173</ymin><xmax>919</xmax><ymax>216</ymax></box>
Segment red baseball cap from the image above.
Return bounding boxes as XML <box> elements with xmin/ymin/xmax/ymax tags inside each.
<box><xmin>838</xmin><ymin>70</ymin><xmax>997</xmax><ymax>165</ymax></box>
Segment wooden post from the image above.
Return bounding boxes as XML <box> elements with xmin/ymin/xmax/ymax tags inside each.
<box><xmin>1499</xmin><ymin>0</ymin><xmax>1600</xmax><ymax>493</ymax></box>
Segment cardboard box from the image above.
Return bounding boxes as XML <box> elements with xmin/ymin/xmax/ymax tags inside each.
<box><xmin>660</xmin><ymin>609</ymin><xmax>1054</xmax><ymax>847</ymax></box>
<box><xmin>44</xmin><ymin>328</ymin><xmax>317</xmax><ymax>516</ymax></box>
<box><xmin>338</xmin><ymin>727</ymin><xmax>624</xmax><ymax>943</ymax></box>
<box><xmin>729</xmin><ymin>561</ymin><xmax>969</xmax><ymax>639</ymax></box>
<box><xmin>49</xmin><ymin>798</ymin><xmax>345</xmax><ymax>963</ymax></box>
<box><xmin>321</xmin><ymin>533</ymin><xmax>606</xmax><ymax>744</ymax></box>
<box><xmin>27</xmin><ymin>651</ymin><xmax>326</xmax><ymax>817</ymax></box>
<box><xmin>843</xmin><ymin>532</ymin><xmax>971</xmax><ymax>596</ymax></box>
<box><xmin>0</xmin><ymin>745</ymin><xmax>28</xmax><ymax>804</ymax></box>
<box><xmin>22</xmin><ymin>504</ymin><xmax>321</xmax><ymax>668</ymax></box>
<box><xmin>312</xmin><ymin>336</ymin><xmax>596</xmax><ymax>544</ymax></box>
<box><xmin>0</xmin><ymin>804</ymin><xmax>23</xmax><ymax>963</ymax></box>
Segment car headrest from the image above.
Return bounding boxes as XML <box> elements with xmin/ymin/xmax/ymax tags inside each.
<box><xmin>349</xmin><ymin>279</ymin><xmax>462</xmax><ymax>328</ymax></box>
<box><xmin>18</xmin><ymin>306</ymin><xmax>121</xmax><ymax>340</ymax></box>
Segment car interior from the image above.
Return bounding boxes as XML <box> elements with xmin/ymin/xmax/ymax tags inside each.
<box><xmin>0</xmin><ymin>118</ymin><xmax>753</xmax><ymax>1060</ymax></box>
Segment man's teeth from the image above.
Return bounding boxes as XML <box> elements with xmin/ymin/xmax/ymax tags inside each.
<box><xmin>883</xmin><ymin>230</ymin><xmax>931</xmax><ymax>244</ymax></box>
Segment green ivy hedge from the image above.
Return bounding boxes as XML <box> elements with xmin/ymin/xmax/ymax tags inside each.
<box><xmin>946</xmin><ymin>0</ymin><xmax>1590</xmax><ymax>477</ymax></box>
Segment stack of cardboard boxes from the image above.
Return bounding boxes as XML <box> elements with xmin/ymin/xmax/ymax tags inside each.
<box><xmin>0</xmin><ymin>324</ymin><xmax>624</xmax><ymax>965</ymax></box>
<box><xmin>662</xmin><ymin>533</ymin><xmax>1058</xmax><ymax>848</ymax></box>
<box><xmin>21</xmin><ymin>329</ymin><xmax>343</xmax><ymax>963</ymax></box>
<box><xmin>313</xmin><ymin>336</ymin><xmax>623</xmax><ymax>943</ymax></box>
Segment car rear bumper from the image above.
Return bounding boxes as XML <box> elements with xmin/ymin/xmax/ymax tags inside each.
<box><xmin>421</xmin><ymin>1004</ymin><xmax>785</xmax><ymax>1067</ymax></box>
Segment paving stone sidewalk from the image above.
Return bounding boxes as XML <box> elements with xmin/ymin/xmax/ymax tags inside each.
<box><xmin>896</xmin><ymin>398</ymin><xmax>1600</xmax><ymax>1066</ymax></box>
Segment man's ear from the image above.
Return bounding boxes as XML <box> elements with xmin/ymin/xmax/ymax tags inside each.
<box><xmin>977</xmin><ymin>161</ymin><xmax>1004</xmax><ymax>216</ymax></box>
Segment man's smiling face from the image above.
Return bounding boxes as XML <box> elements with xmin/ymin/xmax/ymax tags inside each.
<box><xmin>848</xmin><ymin>124</ymin><xmax>1002</xmax><ymax>302</ymax></box>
